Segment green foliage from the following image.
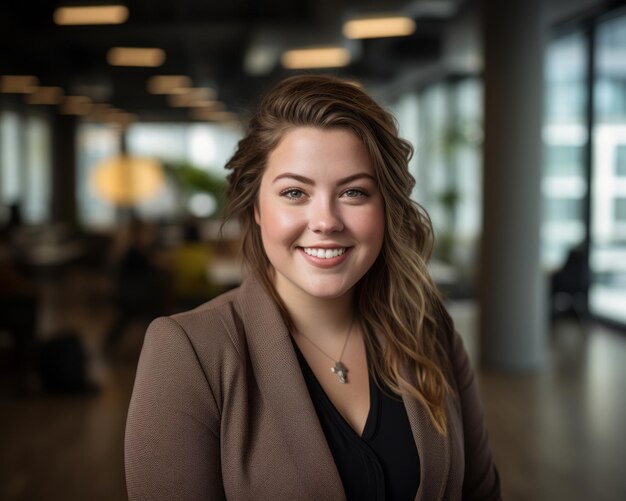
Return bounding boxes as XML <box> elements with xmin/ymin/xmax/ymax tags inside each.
<box><xmin>439</xmin><ymin>188</ymin><xmax>460</xmax><ymax>213</ymax></box>
<box><xmin>163</xmin><ymin>162</ymin><xmax>228</xmax><ymax>217</ymax></box>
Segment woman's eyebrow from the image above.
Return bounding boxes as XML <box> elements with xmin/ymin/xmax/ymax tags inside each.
<box><xmin>272</xmin><ymin>172</ymin><xmax>375</xmax><ymax>185</ymax></box>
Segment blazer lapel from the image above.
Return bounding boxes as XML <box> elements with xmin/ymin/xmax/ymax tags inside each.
<box><xmin>402</xmin><ymin>392</ymin><xmax>452</xmax><ymax>501</ymax></box>
<box><xmin>237</xmin><ymin>274</ymin><xmax>346</xmax><ymax>500</ymax></box>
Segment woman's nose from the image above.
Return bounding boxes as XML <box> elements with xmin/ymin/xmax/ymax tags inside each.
<box><xmin>307</xmin><ymin>198</ymin><xmax>344</xmax><ymax>234</ymax></box>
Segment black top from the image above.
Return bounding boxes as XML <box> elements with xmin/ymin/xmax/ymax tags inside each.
<box><xmin>291</xmin><ymin>338</ymin><xmax>420</xmax><ymax>501</ymax></box>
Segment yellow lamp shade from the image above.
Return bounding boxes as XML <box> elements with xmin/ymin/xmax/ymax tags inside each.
<box><xmin>91</xmin><ymin>155</ymin><xmax>165</xmax><ymax>206</ymax></box>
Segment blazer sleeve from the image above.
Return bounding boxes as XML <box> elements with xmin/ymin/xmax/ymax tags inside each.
<box><xmin>125</xmin><ymin>316</ymin><xmax>225</xmax><ymax>501</ymax></box>
<box><xmin>450</xmin><ymin>331</ymin><xmax>502</xmax><ymax>501</ymax></box>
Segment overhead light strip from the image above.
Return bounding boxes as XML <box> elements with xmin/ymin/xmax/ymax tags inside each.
<box><xmin>54</xmin><ymin>5</ymin><xmax>129</xmax><ymax>26</ymax></box>
<box><xmin>343</xmin><ymin>16</ymin><xmax>416</xmax><ymax>39</ymax></box>
<box><xmin>167</xmin><ymin>88</ymin><xmax>218</xmax><ymax>107</ymax></box>
<box><xmin>0</xmin><ymin>75</ymin><xmax>39</xmax><ymax>93</ymax></box>
<box><xmin>107</xmin><ymin>47</ymin><xmax>166</xmax><ymax>67</ymax></box>
<box><xmin>60</xmin><ymin>96</ymin><xmax>93</xmax><ymax>115</ymax></box>
<box><xmin>147</xmin><ymin>75</ymin><xmax>192</xmax><ymax>94</ymax></box>
<box><xmin>281</xmin><ymin>47</ymin><xmax>350</xmax><ymax>69</ymax></box>
<box><xmin>26</xmin><ymin>86</ymin><xmax>64</xmax><ymax>105</ymax></box>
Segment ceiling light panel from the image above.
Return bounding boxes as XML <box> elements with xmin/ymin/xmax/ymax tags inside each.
<box><xmin>191</xmin><ymin>109</ymin><xmax>238</xmax><ymax>122</ymax></box>
<box><xmin>60</xmin><ymin>96</ymin><xmax>93</xmax><ymax>115</ymax></box>
<box><xmin>54</xmin><ymin>5</ymin><xmax>129</xmax><ymax>26</ymax></box>
<box><xmin>107</xmin><ymin>47</ymin><xmax>166</xmax><ymax>67</ymax></box>
<box><xmin>0</xmin><ymin>75</ymin><xmax>39</xmax><ymax>93</ymax></box>
<box><xmin>343</xmin><ymin>16</ymin><xmax>416</xmax><ymax>39</ymax></box>
<box><xmin>168</xmin><ymin>88</ymin><xmax>217</xmax><ymax>107</ymax></box>
<box><xmin>26</xmin><ymin>86</ymin><xmax>64</xmax><ymax>105</ymax></box>
<box><xmin>281</xmin><ymin>47</ymin><xmax>350</xmax><ymax>69</ymax></box>
<box><xmin>147</xmin><ymin>75</ymin><xmax>192</xmax><ymax>94</ymax></box>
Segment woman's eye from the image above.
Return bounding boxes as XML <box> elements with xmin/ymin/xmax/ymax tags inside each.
<box><xmin>280</xmin><ymin>188</ymin><xmax>305</xmax><ymax>199</ymax></box>
<box><xmin>343</xmin><ymin>188</ymin><xmax>368</xmax><ymax>198</ymax></box>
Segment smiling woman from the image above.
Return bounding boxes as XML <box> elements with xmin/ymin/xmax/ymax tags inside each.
<box><xmin>255</xmin><ymin>127</ymin><xmax>385</xmax><ymax>302</ymax></box>
<box><xmin>125</xmin><ymin>75</ymin><xmax>501</xmax><ymax>500</ymax></box>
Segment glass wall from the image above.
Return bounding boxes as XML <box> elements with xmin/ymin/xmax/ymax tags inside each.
<box><xmin>76</xmin><ymin>121</ymin><xmax>242</xmax><ymax>228</ymax></box>
<box><xmin>450</xmin><ymin>78</ymin><xmax>483</xmax><ymax>270</ymax></box>
<box><xmin>0</xmin><ymin>110</ymin><xmax>22</xmax><ymax>206</ymax></box>
<box><xmin>389</xmin><ymin>92</ymin><xmax>419</xmax><ymax>200</ymax></box>
<box><xmin>76</xmin><ymin>123</ymin><xmax>121</xmax><ymax>228</ymax></box>
<box><xmin>23</xmin><ymin>115</ymin><xmax>52</xmax><ymax>224</ymax></box>
<box><xmin>397</xmin><ymin>79</ymin><xmax>482</xmax><ymax>270</ymax></box>
<box><xmin>544</xmin><ymin>6</ymin><xmax>626</xmax><ymax>326</ymax></box>
<box><xmin>0</xmin><ymin>108</ymin><xmax>51</xmax><ymax>224</ymax></box>
<box><xmin>589</xmin><ymin>10</ymin><xmax>626</xmax><ymax>323</ymax></box>
<box><xmin>542</xmin><ymin>32</ymin><xmax>588</xmax><ymax>270</ymax></box>
<box><xmin>392</xmin><ymin>78</ymin><xmax>483</xmax><ymax>291</ymax></box>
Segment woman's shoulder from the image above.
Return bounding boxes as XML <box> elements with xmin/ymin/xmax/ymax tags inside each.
<box><xmin>146</xmin><ymin>285</ymin><xmax>247</xmax><ymax>363</ymax></box>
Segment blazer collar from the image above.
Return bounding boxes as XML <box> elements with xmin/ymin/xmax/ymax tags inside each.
<box><xmin>236</xmin><ymin>273</ymin><xmax>451</xmax><ymax>501</ymax></box>
<box><xmin>236</xmin><ymin>273</ymin><xmax>346</xmax><ymax>500</ymax></box>
<box><xmin>402</xmin><ymin>393</ymin><xmax>452</xmax><ymax>501</ymax></box>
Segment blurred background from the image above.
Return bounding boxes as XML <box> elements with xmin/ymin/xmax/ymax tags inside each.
<box><xmin>1</xmin><ymin>0</ymin><xmax>625</xmax><ymax>500</ymax></box>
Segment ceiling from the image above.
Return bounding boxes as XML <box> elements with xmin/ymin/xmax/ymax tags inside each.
<box><xmin>0</xmin><ymin>0</ymin><xmax>463</xmax><ymax>121</ymax></box>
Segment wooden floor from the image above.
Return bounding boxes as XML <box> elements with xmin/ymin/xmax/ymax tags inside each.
<box><xmin>1</xmin><ymin>269</ymin><xmax>625</xmax><ymax>501</ymax></box>
<box><xmin>452</xmin><ymin>303</ymin><xmax>626</xmax><ymax>501</ymax></box>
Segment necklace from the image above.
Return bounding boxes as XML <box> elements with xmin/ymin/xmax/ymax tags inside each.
<box><xmin>295</xmin><ymin>317</ymin><xmax>354</xmax><ymax>384</ymax></box>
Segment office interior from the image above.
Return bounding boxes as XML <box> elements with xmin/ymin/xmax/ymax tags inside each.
<box><xmin>1</xmin><ymin>0</ymin><xmax>625</xmax><ymax>500</ymax></box>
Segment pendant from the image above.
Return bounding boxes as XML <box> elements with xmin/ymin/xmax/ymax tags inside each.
<box><xmin>331</xmin><ymin>361</ymin><xmax>348</xmax><ymax>384</ymax></box>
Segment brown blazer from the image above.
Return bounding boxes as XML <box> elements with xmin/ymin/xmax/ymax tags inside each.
<box><xmin>125</xmin><ymin>274</ymin><xmax>501</xmax><ymax>500</ymax></box>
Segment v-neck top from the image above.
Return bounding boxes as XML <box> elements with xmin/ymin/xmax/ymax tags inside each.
<box><xmin>291</xmin><ymin>337</ymin><xmax>421</xmax><ymax>501</ymax></box>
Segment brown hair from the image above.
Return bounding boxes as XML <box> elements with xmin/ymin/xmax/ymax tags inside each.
<box><xmin>224</xmin><ymin>74</ymin><xmax>454</xmax><ymax>434</ymax></box>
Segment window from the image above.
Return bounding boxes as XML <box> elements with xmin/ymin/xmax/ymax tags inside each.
<box><xmin>544</xmin><ymin>8</ymin><xmax>626</xmax><ymax>325</ymax></box>
<box><xmin>76</xmin><ymin>123</ymin><xmax>120</xmax><ymax>228</ymax></box>
<box><xmin>0</xmin><ymin>110</ymin><xmax>21</xmax><ymax>205</ymax></box>
<box><xmin>77</xmin><ymin>121</ymin><xmax>242</xmax><ymax>228</ymax></box>
<box><xmin>23</xmin><ymin>114</ymin><xmax>51</xmax><ymax>224</ymax></box>
<box><xmin>0</xmin><ymin>109</ymin><xmax>52</xmax><ymax>224</ymax></box>
<box><xmin>392</xmin><ymin>78</ymin><xmax>483</xmax><ymax>270</ymax></box>
<box><xmin>545</xmin><ymin>145</ymin><xmax>584</xmax><ymax>177</ymax></box>
<box><xmin>615</xmin><ymin>198</ymin><xmax>626</xmax><ymax>221</ymax></box>
<box><xmin>542</xmin><ymin>32</ymin><xmax>588</xmax><ymax>270</ymax></box>
<box><xmin>589</xmin><ymin>9</ymin><xmax>626</xmax><ymax>324</ymax></box>
<box><xmin>616</xmin><ymin>145</ymin><xmax>626</xmax><ymax>176</ymax></box>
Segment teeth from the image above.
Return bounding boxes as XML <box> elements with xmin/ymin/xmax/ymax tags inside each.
<box><xmin>302</xmin><ymin>247</ymin><xmax>346</xmax><ymax>259</ymax></box>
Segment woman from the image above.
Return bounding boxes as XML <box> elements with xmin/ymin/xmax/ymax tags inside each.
<box><xmin>125</xmin><ymin>75</ymin><xmax>501</xmax><ymax>500</ymax></box>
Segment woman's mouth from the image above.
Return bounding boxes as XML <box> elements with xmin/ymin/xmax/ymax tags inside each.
<box><xmin>301</xmin><ymin>247</ymin><xmax>347</xmax><ymax>259</ymax></box>
<box><xmin>297</xmin><ymin>246</ymin><xmax>352</xmax><ymax>268</ymax></box>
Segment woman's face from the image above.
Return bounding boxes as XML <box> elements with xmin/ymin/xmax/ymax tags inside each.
<box><xmin>255</xmin><ymin>127</ymin><xmax>385</xmax><ymax>302</ymax></box>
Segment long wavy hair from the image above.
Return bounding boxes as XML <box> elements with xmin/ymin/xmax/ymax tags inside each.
<box><xmin>224</xmin><ymin>74</ymin><xmax>454</xmax><ymax>435</ymax></box>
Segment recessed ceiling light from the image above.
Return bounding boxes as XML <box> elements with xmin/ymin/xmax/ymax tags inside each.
<box><xmin>0</xmin><ymin>75</ymin><xmax>39</xmax><ymax>93</ymax></box>
<box><xmin>281</xmin><ymin>47</ymin><xmax>350</xmax><ymax>69</ymax></box>
<box><xmin>54</xmin><ymin>5</ymin><xmax>129</xmax><ymax>26</ymax></box>
<box><xmin>191</xmin><ymin>109</ymin><xmax>238</xmax><ymax>122</ymax></box>
<box><xmin>168</xmin><ymin>88</ymin><xmax>218</xmax><ymax>107</ymax></box>
<box><xmin>147</xmin><ymin>75</ymin><xmax>192</xmax><ymax>94</ymax></box>
<box><xmin>60</xmin><ymin>96</ymin><xmax>93</xmax><ymax>115</ymax></box>
<box><xmin>187</xmin><ymin>100</ymin><xmax>225</xmax><ymax>110</ymax></box>
<box><xmin>343</xmin><ymin>15</ymin><xmax>416</xmax><ymax>39</ymax></box>
<box><xmin>107</xmin><ymin>112</ymin><xmax>138</xmax><ymax>125</ymax></box>
<box><xmin>244</xmin><ymin>45</ymin><xmax>281</xmax><ymax>76</ymax></box>
<box><xmin>88</xmin><ymin>103</ymin><xmax>113</xmax><ymax>118</ymax></box>
<box><xmin>26</xmin><ymin>86</ymin><xmax>64</xmax><ymax>105</ymax></box>
<box><xmin>107</xmin><ymin>47</ymin><xmax>166</xmax><ymax>67</ymax></box>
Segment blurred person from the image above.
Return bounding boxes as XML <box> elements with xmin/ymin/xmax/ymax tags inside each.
<box><xmin>550</xmin><ymin>242</ymin><xmax>590</xmax><ymax>322</ymax></box>
<box><xmin>125</xmin><ymin>75</ymin><xmax>501</xmax><ymax>500</ymax></box>
<box><xmin>169</xmin><ymin>220</ymin><xmax>222</xmax><ymax>310</ymax></box>
<box><xmin>104</xmin><ymin>218</ymin><xmax>169</xmax><ymax>351</ymax></box>
<box><xmin>0</xmin><ymin>240</ymin><xmax>38</xmax><ymax>394</ymax></box>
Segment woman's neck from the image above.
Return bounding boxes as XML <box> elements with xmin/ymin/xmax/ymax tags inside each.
<box><xmin>277</xmin><ymin>285</ymin><xmax>356</xmax><ymax>340</ymax></box>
